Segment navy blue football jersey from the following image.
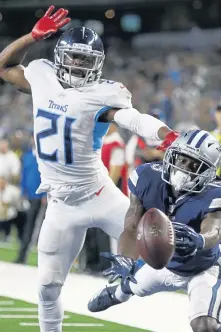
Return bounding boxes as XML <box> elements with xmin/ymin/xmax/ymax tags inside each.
<box><xmin>128</xmin><ymin>162</ymin><xmax>221</xmax><ymax>276</ymax></box>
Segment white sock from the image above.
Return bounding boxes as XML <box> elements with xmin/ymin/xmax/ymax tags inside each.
<box><xmin>115</xmin><ymin>285</ymin><xmax>132</xmax><ymax>302</ymax></box>
<box><xmin>39</xmin><ymin>298</ymin><xmax>63</xmax><ymax>332</ymax></box>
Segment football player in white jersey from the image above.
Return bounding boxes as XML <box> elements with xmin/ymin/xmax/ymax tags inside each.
<box><xmin>0</xmin><ymin>6</ymin><xmax>178</xmax><ymax>332</ymax></box>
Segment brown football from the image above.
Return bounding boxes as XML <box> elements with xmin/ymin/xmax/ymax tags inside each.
<box><xmin>136</xmin><ymin>208</ymin><xmax>175</xmax><ymax>269</ymax></box>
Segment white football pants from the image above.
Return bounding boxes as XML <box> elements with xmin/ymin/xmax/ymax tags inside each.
<box><xmin>37</xmin><ymin>177</ymin><xmax>129</xmax><ymax>332</ymax></box>
<box><xmin>128</xmin><ymin>262</ymin><xmax>221</xmax><ymax>323</ymax></box>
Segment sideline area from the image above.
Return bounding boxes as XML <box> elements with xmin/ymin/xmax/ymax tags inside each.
<box><xmin>0</xmin><ymin>261</ymin><xmax>192</xmax><ymax>332</ymax></box>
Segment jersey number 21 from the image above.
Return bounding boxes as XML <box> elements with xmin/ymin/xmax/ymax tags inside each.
<box><xmin>36</xmin><ymin>109</ymin><xmax>76</xmax><ymax>165</ymax></box>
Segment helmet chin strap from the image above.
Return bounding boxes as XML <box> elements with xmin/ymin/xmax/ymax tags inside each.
<box><xmin>170</xmin><ymin>169</ymin><xmax>194</xmax><ymax>192</ymax></box>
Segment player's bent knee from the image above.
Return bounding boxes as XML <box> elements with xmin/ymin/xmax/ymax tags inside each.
<box><xmin>38</xmin><ymin>283</ymin><xmax>62</xmax><ymax>302</ymax></box>
<box><xmin>191</xmin><ymin>316</ymin><xmax>218</xmax><ymax>332</ymax></box>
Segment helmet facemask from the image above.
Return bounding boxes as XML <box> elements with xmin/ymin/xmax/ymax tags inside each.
<box><xmin>162</xmin><ymin>147</ymin><xmax>217</xmax><ymax>194</ymax></box>
<box><xmin>54</xmin><ymin>44</ymin><xmax>105</xmax><ymax>88</ymax></box>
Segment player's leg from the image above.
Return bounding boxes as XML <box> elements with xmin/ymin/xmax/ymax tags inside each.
<box><xmin>187</xmin><ymin>265</ymin><xmax>221</xmax><ymax>332</ymax></box>
<box><xmin>38</xmin><ymin>197</ymin><xmax>87</xmax><ymax>332</ymax></box>
<box><xmin>88</xmin><ymin>263</ymin><xmax>188</xmax><ymax>312</ymax></box>
<box><xmin>92</xmin><ymin>179</ymin><xmax>129</xmax><ymax>240</ymax></box>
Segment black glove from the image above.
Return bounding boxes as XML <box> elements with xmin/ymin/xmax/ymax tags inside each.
<box><xmin>173</xmin><ymin>222</ymin><xmax>205</xmax><ymax>256</ymax></box>
<box><xmin>100</xmin><ymin>252</ymin><xmax>137</xmax><ymax>284</ymax></box>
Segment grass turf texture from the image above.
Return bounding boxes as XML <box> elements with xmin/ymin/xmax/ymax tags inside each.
<box><xmin>0</xmin><ymin>243</ymin><xmax>38</xmax><ymax>266</ymax></box>
<box><xmin>0</xmin><ymin>296</ymin><xmax>148</xmax><ymax>332</ymax></box>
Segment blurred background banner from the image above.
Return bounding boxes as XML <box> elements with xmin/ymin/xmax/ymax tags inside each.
<box><xmin>0</xmin><ymin>0</ymin><xmax>149</xmax><ymax>7</ymax></box>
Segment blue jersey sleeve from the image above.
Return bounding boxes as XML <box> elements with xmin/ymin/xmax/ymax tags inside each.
<box><xmin>128</xmin><ymin>162</ymin><xmax>163</xmax><ymax>201</ymax></box>
<box><xmin>128</xmin><ymin>164</ymin><xmax>146</xmax><ymax>197</ymax></box>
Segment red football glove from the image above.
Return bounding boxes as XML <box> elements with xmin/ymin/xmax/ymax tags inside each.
<box><xmin>156</xmin><ymin>130</ymin><xmax>179</xmax><ymax>151</ymax></box>
<box><xmin>31</xmin><ymin>5</ymin><xmax>70</xmax><ymax>41</ymax></box>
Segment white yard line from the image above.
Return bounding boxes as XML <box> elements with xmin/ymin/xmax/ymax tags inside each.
<box><xmin>20</xmin><ymin>323</ymin><xmax>104</xmax><ymax>327</ymax></box>
<box><xmin>0</xmin><ymin>314</ymin><xmax>69</xmax><ymax>319</ymax></box>
<box><xmin>0</xmin><ymin>301</ymin><xmax>14</xmax><ymax>305</ymax></box>
<box><xmin>0</xmin><ymin>261</ymin><xmax>192</xmax><ymax>332</ymax></box>
<box><xmin>0</xmin><ymin>308</ymin><xmax>37</xmax><ymax>312</ymax></box>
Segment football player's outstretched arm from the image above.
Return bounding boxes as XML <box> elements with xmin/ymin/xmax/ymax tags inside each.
<box><xmin>99</xmin><ymin>108</ymin><xmax>179</xmax><ymax>151</ymax></box>
<box><xmin>200</xmin><ymin>210</ymin><xmax>221</xmax><ymax>249</ymax></box>
<box><xmin>117</xmin><ymin>193</ymin><xmax>145</xmax><ymax>260</ymax></box>
<box><xmin>0</xmin><ymin>5</ymin><xmax>70</xmax><ymax>93</ymax></box>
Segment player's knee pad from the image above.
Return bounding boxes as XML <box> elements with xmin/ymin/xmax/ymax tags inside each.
<box><xmin>38</xmin><ymin>283</ymin><xmax>62</xmax><ymax>302</ymax></box>
<box><xmin>191</xmin><ymin>316</ymin><xmax>218</xmax><ymax>332</ymax></box>
<box><xmin>38</xmin><ymin>268</ymin><xmax>64</xmax><ymax>302</ymax></box>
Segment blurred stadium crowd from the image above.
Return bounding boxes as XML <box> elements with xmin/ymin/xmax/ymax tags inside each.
<box><xmin>1</xmin><ymin>0</ymin><xmax>221</xmax><ymax>273</ymax></box>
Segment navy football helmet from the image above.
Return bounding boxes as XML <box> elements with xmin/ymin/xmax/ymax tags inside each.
<box><xmin>54</xmin><ymin>27</ymin><xmax>105</xmax><ymax>88</ymax></box>
<box><xmin>162</xmin><ymin>129</ymin><xmax>221</xmax><ymax>193</ymax></box>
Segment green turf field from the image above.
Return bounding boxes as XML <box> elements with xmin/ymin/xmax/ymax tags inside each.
<box><xmin>0</xmin><ymin>296</ymin><xmax>148</xmax><ymax>332</ymax></box>
<box><xmin>0</xmin><ymin>243</ymin><xmax>81</xmax><ymax>273</ymax></box>
<box><xmin>0</xmin><ymin>243</ymin><xmax>38</xmax><ymax>266</ymax></box>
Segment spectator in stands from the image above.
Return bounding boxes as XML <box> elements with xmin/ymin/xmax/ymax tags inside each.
<box><xmin>102</xmin><ymin>123</ymin><xmax>128</xmax><ymax>196</ymax></box>
<box><xmin>210</xmin><ymin>104</ymin><xmax>221</xmax><ymax>176</ymax></box>
<box><xmin>0</xmin><ymin>138</ymin><xmax>21</xmax><ymax>184</ymax></box>
<box><xmin>126</xmin><ymin>109</ymin><xmax>164</xmax><ymax>170</ymax></box>
<box><xmin>15</xmin><ymin>136</ymin><xmax>46</xmax><ymax>264</ymax></box>
<box><xmin>10</xmin><ymin>130</ymin><xmax>28</xmax><ymax>159</ymax></box>
<box><xmin>159</xmin><ymin>79</ymin><xmax>175</xmax><ymax>128</ymax></box>
<box><xmin>0</xmin><ymin>176</ymin><xmax>21</xmax><ymax>241</ymax></box>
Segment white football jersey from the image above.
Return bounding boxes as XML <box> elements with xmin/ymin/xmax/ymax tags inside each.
<box><xmin>24</xmin><ymin>59</ymin><xmax>132</xmax><ymax>188</ymax></box>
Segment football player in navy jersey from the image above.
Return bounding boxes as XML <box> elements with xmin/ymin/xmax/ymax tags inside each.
<box><xmin>88</xmin><ymin>129</ymin><xmax>221</xmax><ymax>332</ymax></box>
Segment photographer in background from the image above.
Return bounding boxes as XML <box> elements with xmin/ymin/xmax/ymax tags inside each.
<box><xmin>0</xmin><ymin>176</ymin><xmax>22</xmax><ymax>241</ymax></box>
<box><xmin>15</xmin><ymin>135</ymin><xmax>46</xmax><ymax>264</ymax></box>
<box><xmin>0</xmin><ymin>138</ymin><xmax>21</xmax><ymax>185</ymax></box>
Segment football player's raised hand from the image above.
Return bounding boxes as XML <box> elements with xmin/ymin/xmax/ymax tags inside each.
<box><xmin>31</xmin><ymin>5</ymin><xmax>71</xmax><ymax>41</ymax></box>
<box><xmin>156</xmin><ymin>130</ymin><xmax>179</xmax><ymax>151</ymax></box>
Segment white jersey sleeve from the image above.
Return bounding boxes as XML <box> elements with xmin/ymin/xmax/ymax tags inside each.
<box><xmin>102</xmin><ymin>81</ymin><xmax>132</xmax><ymax>109</ymax></box>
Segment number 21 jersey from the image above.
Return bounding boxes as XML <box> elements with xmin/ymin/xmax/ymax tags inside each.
<box><xmin>24</xmin><ymin>59</ymin><xmax>132</xmax><ymax>187</ymax></box>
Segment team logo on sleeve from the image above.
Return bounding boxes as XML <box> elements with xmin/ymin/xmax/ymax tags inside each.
<box><xmin>151</xmin><ymin>164</ymin><xmax>163</xmax><ymax>172</ymax></box>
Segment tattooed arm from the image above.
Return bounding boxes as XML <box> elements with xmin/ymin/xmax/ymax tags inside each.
<box><xmin>117</xmin><ymin>193</ymin><xmax>145</xmax><ymax>259</ymax></box>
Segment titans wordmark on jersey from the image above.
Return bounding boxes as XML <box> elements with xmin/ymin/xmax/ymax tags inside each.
<box><xmin>24</xmin><ymin>59</ymin><xmax>132</xmax><ymax>187</ymax></box>
<box><xmin>128</xmin><ymin>162</ymin><xmax>221</xmax><ymax>276</ymax></box>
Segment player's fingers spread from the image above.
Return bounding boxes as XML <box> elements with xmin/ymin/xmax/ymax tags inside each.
<box><xmin>102</xmin><ymin>269</ymin><xmax>114</xmax><ymax>277</ymax></box>
<box><xmin>174</xmin><ymin>227</ymin><xmax>186</xmax><ymax>234</ymax></box>
<box><xmin>174</xmin><ymin>228</ymin><xmax>184</xmax><ymax>233</ymax></box>
<box><xmin>53</xmin><ymin>9</ymin><xmax>68</xmax><ymax>23</ymax></box>
<box><xmin>100</xmin><ymin>252</ymin><xmax>113</xmax><ymax>260</ymax></box>
<box><xmin>56</xmin><ymin>17</ymin><xmax>71</xmax><ymax>29</ymax></box>
<box><xmin>50</xmin><ymin>8</ymin><xmax>64</xmax><ymax>20</ymax></box>
<box><xmin>173</xmin><ymin>222</ymin><xmax>183</xmax><ymax>227</ymax></box>
<box><xmin>44</xmin><ymin>29</ymin><xmax>57</xmax><ymax>38</ymax></box>
<box><xmin>109</xmin><ymin>274</ymin><xmax>121</xmax><ymax>283</ymax></box>
<box><xmin>175</xmin><ymin>231</ymin><xmax>186</xmax><ymax>238</ymax></box>
<box><xmin>102</xmin><ymin>266</ymin><xmax>113</xmax><ymax>274</ymax></box>
<box><xmin>44</xmin><ymin>5</ymin><xmax>55</xmax><ymax>17</ymax></box>
<box><xmin>129</xmin><ymin>276</ymin><xmax>137</xmax><ymax>284</ymax></box>
<box><xmin>57</xmin><ymin>9</ymin><xmax>69</xmax><ymax>20</ymax></box>
<box><xmin>175</xmin><ymin>243</ymin><xmax>187</xmax><ymax>249</ymax></box>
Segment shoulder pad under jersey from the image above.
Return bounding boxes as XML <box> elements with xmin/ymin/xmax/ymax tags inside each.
<box><xmin>99</xmin><ymin>80</ymin><xmax>132</xmax><ymax>109</ymax></box>
<box><xmin>24</xmin><ymin>59</ymin><xmax>54</xmax><ymax>83</ymax></box>
<box><xmin>128</xmin><ymin>162</ymin><xmax>163</xmax><ymax>199</ymax></box>
<box><xmin>201</xmin><ymin>184</ymin><xmax>221</xmax><ymax>215</ymax></box>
